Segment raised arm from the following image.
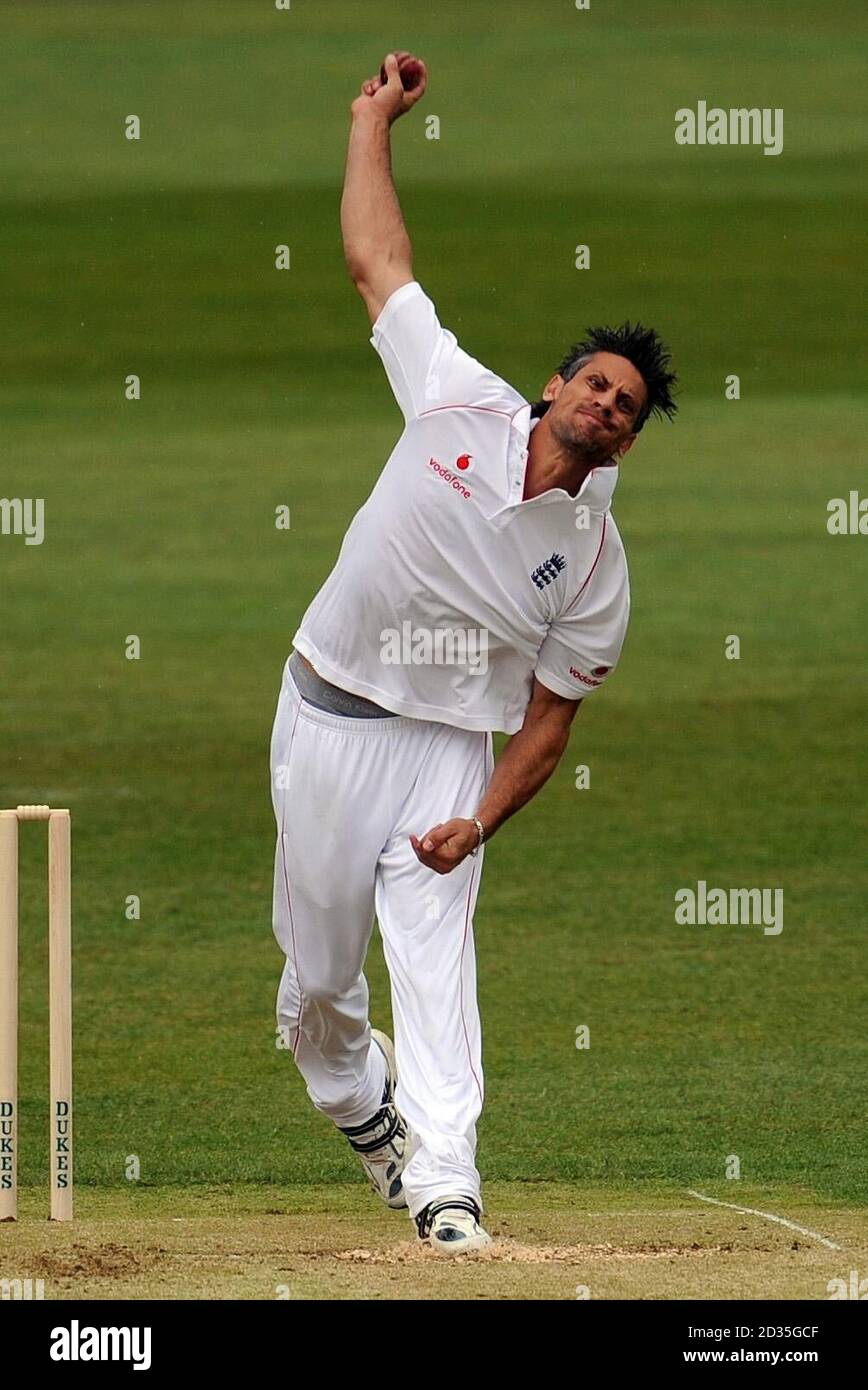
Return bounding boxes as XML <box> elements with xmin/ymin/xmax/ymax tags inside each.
<box><xmin>342</xmin><ymin>51</ymin><xmax>428</xmax><ymax>324</ymax></box>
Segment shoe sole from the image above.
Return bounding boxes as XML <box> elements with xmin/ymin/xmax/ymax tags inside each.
<box><xmin>426</xmin><ymin>1231</ymin><xmax>493</xmax><ymax>1257</ymax></box>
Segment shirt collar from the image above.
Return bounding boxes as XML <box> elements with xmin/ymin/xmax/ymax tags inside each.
<box><xmin>505</xmin><ymin>403</ymin><xmax>620</xmax><ymax>514</ymax></box>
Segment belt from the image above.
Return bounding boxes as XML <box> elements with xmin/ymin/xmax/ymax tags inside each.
<box><xmin>288</xmin><ymin>650</ymin><xmax>393</xmax><ymax>719</ymax></box>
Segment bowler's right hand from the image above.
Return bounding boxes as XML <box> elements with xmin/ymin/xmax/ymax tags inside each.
<box><xmin>352</xmin><ymin>51</ymin><xmax>428</xmax><ymax>124</ymax></box>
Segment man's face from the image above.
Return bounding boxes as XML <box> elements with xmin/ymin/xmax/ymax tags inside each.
<box><xmin>542</xmin><ymin>352</ymin><xmax>647</xmax><ymax>464</ymax></box>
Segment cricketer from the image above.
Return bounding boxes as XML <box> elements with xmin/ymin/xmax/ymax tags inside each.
<box><xmin>269</xmin><ymin>52</ymin><xmax>678</xmax><ymax>1253</ymax></box>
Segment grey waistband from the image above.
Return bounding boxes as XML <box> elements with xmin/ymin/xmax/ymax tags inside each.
<box><xmin>288</xmin><ymin>650</ymin><xmax>393</xmax><ymax>719</ymax></box>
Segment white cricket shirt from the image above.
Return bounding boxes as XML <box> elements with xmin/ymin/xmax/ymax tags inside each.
<box><xmin>293</xmin><ymin>281</ymin><xmax>630</xmax><ymax>734</ymax></box>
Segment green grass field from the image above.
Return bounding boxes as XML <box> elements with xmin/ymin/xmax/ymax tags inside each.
<box><xmin>1</xmin><ymin>0</ymin><xmax>866</xmax><ymax>1299</ymax></box>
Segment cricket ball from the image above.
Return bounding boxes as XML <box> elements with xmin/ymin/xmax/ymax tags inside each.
<box><xmin>380</xmin><ymin>58</ymin><xmax>424</xmax><ymax>92</ymax></box>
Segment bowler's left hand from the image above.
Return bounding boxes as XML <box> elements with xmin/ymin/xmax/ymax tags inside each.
<box><xmin>410</xmin><ymin>818</ymin><xmax>481</xmax><ymax>874</ymax></box>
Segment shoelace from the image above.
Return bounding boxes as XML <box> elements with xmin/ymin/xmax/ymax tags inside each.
<box><xmin>415</xmin><ymin>1196</ymin><xmax>481</xmax><ymax>1240</ymax></box>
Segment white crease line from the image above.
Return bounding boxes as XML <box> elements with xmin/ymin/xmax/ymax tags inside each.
<box><xmin>686</xmin><ymin>1189</ymin><xmax>842</xmax><ymax>1251</ymax></box>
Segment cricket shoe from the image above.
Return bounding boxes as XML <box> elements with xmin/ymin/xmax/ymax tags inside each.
<box><xmin>338</xmin><ymin>1029</ymin><xmax>407</xmax><ymax>1209</ymax></box>
<box><xmin>415</xmin><ymin>1194</ymin><xmax>493</xmax><ymax>1256</ymax></box>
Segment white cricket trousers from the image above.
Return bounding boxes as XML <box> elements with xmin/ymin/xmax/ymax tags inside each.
<box><xmin>270</xmin><ymin>657</ymin><xmax>494</xmax><ymax>1218</ymax></box>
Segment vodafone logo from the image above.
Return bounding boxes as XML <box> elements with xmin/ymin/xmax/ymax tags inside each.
<box><xmin>455</xmin><ymin>453</ymin><xmax>473</xmax><ymax>472</ymax></box>
<box><xmin>569</xmin><ymin>665</ymin><xmax>608</xmax><ymax>688</ymax></box>
<box><xmin>427</xmin><ymin>456</ymin><xmax>472</xmax><ymax>498</ymax></box>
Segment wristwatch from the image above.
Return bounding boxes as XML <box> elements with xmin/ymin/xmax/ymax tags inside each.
<box><xmin>469</xmin><ymin>816</ymin><xmax>486</xmax><ymax>856</ymax></box>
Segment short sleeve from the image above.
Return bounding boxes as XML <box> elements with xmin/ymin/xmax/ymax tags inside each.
<box><xmin>370</xmin><ymin>281</ymin><xmax>524</xmax><ymax>423</ymax></box>
<box><xmin>534</xmin><ymin>523</ymin><xmax>630</xmax><ymax>700</ymax></box>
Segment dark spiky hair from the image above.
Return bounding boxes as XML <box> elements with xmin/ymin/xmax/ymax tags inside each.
<box><xmin>532</xmin><ymin>322</ymin><xmax>678</xmax><ymax>432</ymax></box>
